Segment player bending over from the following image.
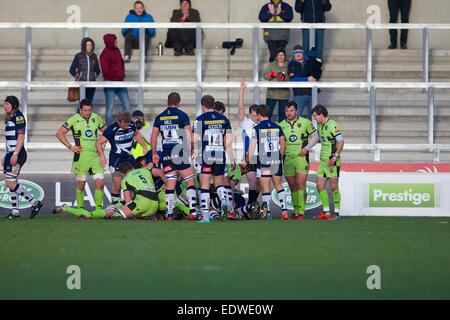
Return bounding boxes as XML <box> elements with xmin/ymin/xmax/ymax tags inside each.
<box><xmin>312</xmin><ymin>104</ymin><xmax>344</xmax><ymax>220</ymax></box>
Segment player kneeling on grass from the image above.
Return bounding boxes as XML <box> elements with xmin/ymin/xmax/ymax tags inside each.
<box><xmin>3</xmin><ymin>96</ymin><xmax>43</xmax><ymax>219</ymax></box>
<box><xmin>56</xmin><ymin>99</ymin><xmax>106</xmax><ymax>213</ymax></box>
<box><xmin>312</xmin><ymin>104</ymin><xmax>344</xmax><ymax>221</ymax></box>
<box><xmin>248</xmin><ymin>104</ymin><xmax>288</xmax><ymax>220</ymax></box>
<box><xmin>53</xmin><ymin>161</ymin><xmax>159</xmax><ymax>219</ymax></box>
<box><xmin>279</xmin><ymin>101</ymin><xmax>319</xmax><ymax>220</ymax></box>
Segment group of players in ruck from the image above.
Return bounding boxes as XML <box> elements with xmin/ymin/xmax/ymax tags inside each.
<box><xmin>3</xmin><ymin>80</ymin><xmax>344</xmax><ymax>222</ymax></box>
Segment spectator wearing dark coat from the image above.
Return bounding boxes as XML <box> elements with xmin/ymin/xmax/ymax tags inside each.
<box><xmin>259</xmin><ymin>0</ymin><xmax>294</xmax><ymax>63</ymax></box>
<box><xmin>388</xmin><ymin>0</ymin><xmax>411</xmax><ymax>49</ymax></box>
<box><xmin>295</xmin><ymin>0</ymin><xmax>332</xmax><ymax>58</ymax></box>
<box><xmin>100</xmin><ymin>34</ymin><xmax>131</xmax><ymax>126</ymax></box>
<box><xmin>165</xmin><ymin>0</ymin><xmax>201</xmax><ymax>56</ymax></box>
<box><xmin>121</xmin><ymin>1</ymin><xmax>156</xmax><ymax>63</ymax></box>
<box><xmin>288</xmin><ymin>45</ymin><xmax>323</xmax><ymax>119</ymax></box>
<box><xmin>69</xmin><ymin>37</ymin><xmax>101</xmax><ymax>103</ymax></box>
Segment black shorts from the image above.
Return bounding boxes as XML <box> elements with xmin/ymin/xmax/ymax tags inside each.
<box><xmin>109</xmin><ymin>154</ymin><xmax>136</xmax><ymax>173</ymax></box>
<box><xmin>200</xmin><ymin>162</ymin><xmax>225</xmax><ymax>176</ymax></box>
<box><xmin>161</xmin><ymin>149</ymin><xmax>191</xmax><ymax>173</ymax></box>
<box><xmin>3</xmin><ymin>149</ymin><xmax>27</xmax><ymax>179</ymax></box>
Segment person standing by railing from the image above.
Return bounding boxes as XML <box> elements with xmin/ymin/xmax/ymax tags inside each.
<box><xmin>388</xmin><ymin>0</ymin><xmax>412</xmax><ymax>49</ymax></box>
<box><xmin>295</xmin><ymin>0</ymin><xmax>332</xmax><ymax>58</ymax></box>
<box><xmin>259</xmin><ymin>0</ymin><xmax>293</xmax><ymax>63</ymax></box>
<box><xmin>69</xmin><ymin>37</ymin><xmax>101</xmax><ymax>103</ymax></box>
<box><xmin>264</xmin><ymin>48</ymin><xmax>290</xmax><ymax>122</ymax></box>
<box><xmin>100</xmin><ymin>34</ymin><xmax>131</xmax><ymax>127</ymax></box>
<box><xmin>122</xmin><ymin>1</ymin><xmax>156</xmax><ymax>63</ymax></box>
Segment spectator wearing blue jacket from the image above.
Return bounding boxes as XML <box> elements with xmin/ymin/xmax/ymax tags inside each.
<box><xmin>122</xmin><ymin>1</ymin><xmax>156</xmax><ymax>63</ymax></box>
<box><xmin>288</xmin><ymin>45</ymin><xmax>323</xmax><ymax>119</ymax></box>
<box><xmin>295</xmin><ymin>0</ymin><xmax>332</xmax><ymax>58</ymax></box>
<box><xmin>259</xmin><ymin>0</ymin><xmax>294</xmax><ymax>63</ymax></box>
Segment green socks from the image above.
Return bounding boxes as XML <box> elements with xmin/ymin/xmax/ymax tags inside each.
<box><xmin>333</xmin><ymin>190</ymin><xmax>341</xmax><ymax>215</ymax></box>
<box><xmin>298</xmin><ymin>189</ymin><xmax>306</xmax><ymax>215</ymax></box>
<box><xmin>291</xmin><ymin>190</ymin><xmax>300</xmax><ymax>214</ymax></box>
<box><xmin>94</xmin><ymin>189</ymin><xmax>103</xmax><ymax>209</ymax></box>
<box><xmin>319</xmin><ymin>190</ymin><xmax>330</xmax><ymax>213</ymax></box>
<box><xmin>65</xmin><ymin>207</ymin><xmax>90</xmax><ymax>217</ymax></box>
<box><xmin>75</xmin><ymin>188</ymin><xmax>84</xmax><ymax>208</ymax></box>
<box><xmin>89</xmin><ymin>208</ymin><xmax>106</xmax><ymax>219</ymax></box>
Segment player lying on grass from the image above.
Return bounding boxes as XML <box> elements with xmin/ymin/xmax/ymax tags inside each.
<box><xmin>53</xmin><ymin>161</ymin><xmax>159</xmax><ymax>219</ymax></box>
<box><xmin>312</xmin><ymin>104</ymin><xmax>344</xmax><ymax>221</ymax></box>
<box><xmin>3</xmin><ymin>96</ymin><xmax>43</xmax><ymax>219</ymax></box>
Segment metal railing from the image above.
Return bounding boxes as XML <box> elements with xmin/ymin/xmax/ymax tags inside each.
<box><xmin>1</xmin><ymin>22</ymin><xmax>450</xmax><ymax>161</ymax></box>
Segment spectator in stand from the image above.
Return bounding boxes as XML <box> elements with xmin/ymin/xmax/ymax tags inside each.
<box><xmin>388</xmin><ymin>0</ymin><xmax>412</xmax><ymax>49</ymax></box>
<box><xmin>264</xmin><ymin>48</ymin><xmax>290</xmax><ymax>122</ymax></box>
<box><xmin>288</xmin><ymin>45</ymin><xmax>323</xmax><ymax>120</ymax></box>
<box><xmin>122</xmin><ymin>1</ymin><xmax>156</xmax><ymax>63</ymax></box>
<box><xmin>100</xmin><ymin>34</ymin><xmax>131</xmax><ymax>127</ymax></box>
<box><xmin>165</xmin><ymin>0</ymin><xmax>201</xmax><ymax>56</ymax></box>
<box><xmin>295</xmin><ymin>0</ymin><xmax>332</xmax><ymax>58</ymax></box>
<box><xmin>259</xmin><ymin>0</ymin><xmax>293</xmax><ymax>63</ymax></box>
<box><xmin>69</xmin><ymin>37</ymin><xmax>101</xmax><ymax>103</ymax></box>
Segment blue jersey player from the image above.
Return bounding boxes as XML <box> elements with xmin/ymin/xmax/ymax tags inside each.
<box><xmin>248</xmin><ymin>104</ymin><xmax>287</xmax><ymax>220</ymax></box>
<box><xmin>2</xmin><ymin>96</ymin><xmax>43</xmax><ymax>219</ymax></box>
<box><xmin>193</xmin><ymin>95</ymin><xmax>235</xmax><ymax>223</ymax></box>
<box><xmin>151</xmin><ymin>92</ymin><xmax>198</xmax><ymax>220</ymax></box>
<box><xmin>96</xmin><ymin>111</ymin><xmax>148</xmax><ymax>204</ymax></box>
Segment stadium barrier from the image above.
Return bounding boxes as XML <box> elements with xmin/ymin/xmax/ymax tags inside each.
<box><xmin>1</xmin><ymin>22</ymin><xmax>450</xmax><ymax>161</ymax></box>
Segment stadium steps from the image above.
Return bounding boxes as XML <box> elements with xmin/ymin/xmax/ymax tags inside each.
<box><xmin>1</xmin><ymin>48</ymin><xmax>449</xmax><ymax>167</ymax></box>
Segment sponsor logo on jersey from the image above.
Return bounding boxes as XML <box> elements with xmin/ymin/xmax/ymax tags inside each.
<box><xmin>0</xmin><ymin>180</ymin><xmax>45</xmax><ymax>209</ymax></box>
<box><xmin>289</xmin><ymin>134</ymin><xmax>298</xmax><ymax>142</ymax></box>
<box><xmin>85</xmin><ymin>129</ymin><xmax>93</xmax><ymax>137</ymax></box>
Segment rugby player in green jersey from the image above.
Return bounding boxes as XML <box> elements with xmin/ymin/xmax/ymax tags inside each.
<box><xmin>56</xmin><ymin>99</ymin><xmax>106</xmax><ymax>211</ymax></box>
<box><xmin>53</xmin><ymin>161</ymin><xmax>159</xmax><ymax>219</ymax></box>
<box><xmin>311</xmin><ymin>104</ymin><xmax>344</xmax><ymax>220</ymax></box>
<box><xmin>279</xmin><ymin>101</ymin><xmax>319</xmax><ymax>220</ymax></box>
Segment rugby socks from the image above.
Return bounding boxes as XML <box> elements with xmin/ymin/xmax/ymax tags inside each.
<box><xmin>65</xmin><ymin>207</ymin><xmax>90</xmax><ymax>218</ymax></box>
<box><xmin>186</xmin><ymin>186</ymin><xmax>197</xmax><ymax>215</ymax></box>
<box><xmin>248</xmin><ymin>189</ymin><xmax>259</xmax><ymax>205</ymax></box>
<box><xmin>278</xmin><ymin>189</ymin><xmax>287</xmax><ymax>212</ymax></box>
<box><xmin>165</xmin><ymin>190</ymin><xmax>175</xmax><ymax>216</ymax></box>
<box><xmin>94</xmin><ymin>189</ymin><xmax>103</xmax><ymax>209</ymax></box>
<box><xmin>89</xmin><ymin>208</ymin><xmax>106</xmax><ymax>219</ymax></box>
<box><xmin>333</xmin><ymin>190</ymin><xmax>341</xmax><ymax>215</ymax></box>
<box><xmin>262</xmin><ymin>193</ymin><xmax>272</xmax><ymax>214</ymax></box>
<box><xmin>216</xmin><ymin>185</ymin><xmax>227</xmax><ymax>208</ymax></box>
<box><xmin>225</xmin><ymin>186</ymin><xmax>235</xmax><ymax>212</ymax></box>
<box><xmin>111</xmin><ymin>193</ymin><xmax>121</xmax><ymax>204</ymax></box>
<box><xmin>298</xmin><ymin>189</ymin><xmax>306</xmax><ymax>215</ymax></box>
<box><xmin>16</xmin><ymin>184</ymin><xmax>38</xmax><ymax>206</ymax></box>
<box><xmin>319</xmin><ymin>190</ymin><xmax>330</xmax><ymax>213</ymax></box>
<box><xmin>291</xmin><ymin>190</ymin><xmax>300</xmax><ymax>214</ymax></box>
<box><xmin>9</xmin><ymin>189</ymin><xmax>19</xmax><ymax>216</ymax></box>
<box><xmin>200</xmin><ymin>189</ymin><xmax>210</xmax><ymax>217</ymax></box>
<box><xmin>75</xmin><ymin>189</ymin><xmax>84</xmax><ymax>208</ymax></box>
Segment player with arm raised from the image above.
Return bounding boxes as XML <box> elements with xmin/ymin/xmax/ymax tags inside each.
<box><xmin>248</xmin><ymin>104</ymin><xmax>287</xmax><ymax>220</ymax></box>
<box><xmin>279</xmin><ymin>101</ymin><xmax>319</xmax><ymax>220</ymax></box>
<box><xmin>3</xmin><ymin>96</ymin><xmax>43</xmax><ymax>219</ymax></box>
<box><xmin>312</xmin><ymin>104</ymin><xmax>344</xmax><ymax>220</ymax></box>
<box><xmin>56</xmin><ymin>99</ymin><xmax>106</xmax><ymax>213</ymax></box>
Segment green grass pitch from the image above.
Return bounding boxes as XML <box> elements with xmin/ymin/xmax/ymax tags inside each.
<box><xmin>1</xmin><ymin>216</ymin><xmax>449</xmax><ymax>300</ymax></box>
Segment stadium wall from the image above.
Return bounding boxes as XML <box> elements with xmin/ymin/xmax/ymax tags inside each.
<box><xmin>1</xmin><ymin>0</ymin><xmax>450</xmax><ymax>50</ymax></box>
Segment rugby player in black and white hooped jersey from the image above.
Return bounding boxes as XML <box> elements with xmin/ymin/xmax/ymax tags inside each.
<box><xmin>2</xmin><ymin>96</ymin><xmax>43</xmax><ymax>219</ymax></box>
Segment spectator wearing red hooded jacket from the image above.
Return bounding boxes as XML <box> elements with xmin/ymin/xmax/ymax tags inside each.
<box><xmin>100</xmin><ymin>34</ymin><xmax>131</xmax><ymax>126</ymax></box>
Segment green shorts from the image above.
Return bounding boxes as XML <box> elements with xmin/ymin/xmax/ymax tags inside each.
<box><xmin>126</xmin><ymin>194</ymin><xmax>159</xmax><ymax>217</ymax></box>
<box><xmin>227</xmin><ymin>164</ymin><xmax>242</xmax><ymax>184</ymax></box>
<box><xmin>317</xmin><ymin>158</ymin><xmax>341</xmax><ymax>178</ymax></box>
<box><xmin>283</xmin><ymin>155</ymin><xmax>309</xmax><ymax>177</ymax></box>
<box><xmin>71</xmin><ymin>151</ymin><xmax>104</xmax><ymax>177</ymax></box>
